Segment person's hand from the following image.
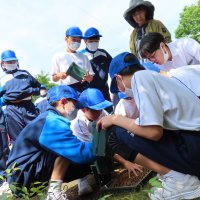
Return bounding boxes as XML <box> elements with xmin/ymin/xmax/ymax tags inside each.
<box><xmin>82</xmin><ymin>71</ymin><xmax>93</xmax><ymax>83</ymax></box>
<box><xmin>57</xmin><ymin>72</ymin><xmax>68</xmax><ymax>80</ymax></box>
<box><xmin>123</xmin><ymin>160</ymin><xmax>143</xmax><ymax>178</ymax></box>
<box><xmin>97</xmin><ymin>115</ymin><xmax>115</xmax><ymax>131</ymax></box>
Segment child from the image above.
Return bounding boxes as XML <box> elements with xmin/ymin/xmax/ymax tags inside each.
<box><xmin>52</xmin><ymin>26</ymin><xmax>94</xmax><ymax>93</ymax></box>
<box><xmin>97</xmin><ymin>52</ymin><xmax>200</xmax><ymax>200</ymax></box>
<box><xmin>1</xmin><ymin>85</ymin><xmax>94</xmax><ymax>200</ymax></box>
<box><xmin>0</xmin><ymin>50</ymin><xmax>41</xmax><ymax>142</ymax></box>
<box><xmin>71</xmin><ymin>88</ymin><xmax>143</xmax><ymax>194</ymax></box>
<box><xmin>139</xmin><ymin>32</ymin><xmax>200</xmax><ymax>70</ymax></box>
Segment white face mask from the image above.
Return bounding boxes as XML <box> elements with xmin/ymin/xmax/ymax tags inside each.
<box><xmin>86</xmin><ymin>42</ymin><xmax>99</xmax><ymax>52</ymax></box>
<box><xmin>40</xmin><ymin>90</ymin><xmax>47</xmax><ymax>97</ymax></box>
<box><xmin>160</xmin><ymin>46</ymin><xmax>169</xmax><ymax>64</ymax></box>
<box><xmin>65</xmin><ymin>101</ymin><xmax>76</xmax><ymax>116</ymax></box>
<box><xmin>68</xmin><ymin>41</ymin><xmax>81</xmax><ymax>51</ymax></box>
<box><xmin>121</xmin><ymin>79</ymin><xmax>134</xmax><ymax>98</ymax></box>
<box><xmin>3</xmin><ymin>63</ymin><xmax>18</xmax><ymax>71</ymax></box>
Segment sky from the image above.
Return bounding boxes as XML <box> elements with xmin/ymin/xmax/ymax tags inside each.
<box><xmin>0</xmin><ymin>0</ymin><xmax>198</xmax><ymax>76</ymax></box>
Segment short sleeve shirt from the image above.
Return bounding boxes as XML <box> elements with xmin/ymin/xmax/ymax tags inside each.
<box><xmin>159</xmin><ymin>38</ymin><xmax>200</xmax><ymax>71</ymax></box>
<box><xmin>52</xmin><ymin>52</ymin><xmax>94</xmax><ymax>85</ymax></box>
<box><xmin>132</xmin><ymin>70</ymin><xmax>200</xmax><ymax>130</ymax></box>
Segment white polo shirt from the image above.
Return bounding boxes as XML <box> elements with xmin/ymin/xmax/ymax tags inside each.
<box><xmin>132</xmin><ymin>70</ymin><xmax>200</xmax><ymax>130</ymax></box>
<box><xmin>168</xmin><ymin>65</ymin><xmax>200</xmax><ymax>97</ymax></box>
<box><xmin>115</xmin><ymin>98</ymin><xmax>138</xmax><ymax>119</ymax></box>
<box><xmin>71</xmin><ymin>110</ymin><xmax>108</xmax><ymax>142</ymax></box>
<box><xmin>158</xmin><ymin>38</ymin><xmax>200</xmax><ymax>71</ymax></box>
<box><xmin>52</xmin><ymin>52</ymin><xmax>94</xmax><ymax>85</ymax></box>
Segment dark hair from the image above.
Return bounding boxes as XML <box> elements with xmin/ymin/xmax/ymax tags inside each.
<box><xmin>131</xmin><ymin>5</ymin><xmax>149</xmax><ymax>20</ymax></box>
<box><xmin>119</xmin><ymin>53</ymin><xmax>145</xmax><ymax>76</ymax></box>
<box><xmin>85</xmin><ymin>36</ymin><xmax>100</xmax><ymax>40</ymax></box>
<box><xmin>139</xmin><ymin>32</ymin><xmax>166</xmax><ymax>58</ymax></box>
<box><xmin>50</xmin><ymin>101</ymin><xmax>59</xmax><ymax>107</ymax></box>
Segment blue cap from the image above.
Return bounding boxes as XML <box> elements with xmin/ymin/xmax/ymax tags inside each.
<box><xmin>65</xmin><ymin>26</ymin><xmax>83</xmax><ymax>38</ymax></box>
<box><xmin>79</xmin><ymin>88</ymin><xmax>112</xmax><ymax>110</ymax></box>
<box><xmin>1</xmin><ymin>50</ymin><xmax>18</xmax><ymax>62</ymax></box>
<box><xmin>118</xmin><ymin>92</ymin><xmax>128</xmax><ymax>99</ymax></box>
<box><xmin>109</xmin><ymin>52</ymin><xmax>143</xmax><ymax>92</ymax></box>
<box><xmin>48</xmin><ymin>85</ymin><xmax>79</xmax><ymax>104</ymax></box>
<box><xmin>40</xmin><ymin>85</ymin><xmax>47</xmax><ymax>89</ymax></box>
<box><xmin>84</xmin><ymin>27</ymin><xmax>102</xmax><ymax>39</ymax></box>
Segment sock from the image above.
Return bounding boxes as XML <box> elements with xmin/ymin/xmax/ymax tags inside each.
<box><xmin>48</xmin><ymin>179</ymin><xmax>63</xmax><ymax>193</ymax></box>
<box><xmin>163</xmin><ymin>170</ymin><xmax>187</xmax><ymax>181</ymax></box>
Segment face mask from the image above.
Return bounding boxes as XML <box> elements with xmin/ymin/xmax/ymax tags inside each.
<box><xmin>40</xmin><ymin>90</ymin><xmax>47</xmax><ymax>97</ymax></box>
<box><xmin>65</xmin><ymin>101</ymin><xmax>76</xmax><ymax>116</ymax></box>
<box><xmin>68</xmin><ymin>41</ymin><xmax>81</xmax><ymax>51</ymax></box>
<box><xmin>3</xmin><ymin>63</ymin><xmax>18</xmax><ymax>71</ymax></box>
<box><xmin>160</xmin><ymin>46</ymin><xmax>169</xmax><ymax>64</ymax></box>
<box><xmin>86</xmin><ymin>42</ymin><xmax>99</xmax><ymax>52</ymax></box>
<box><xmin>121</xmin><ymin>79</ymin><xmax>134</xmax><ymax>98</ymax></box>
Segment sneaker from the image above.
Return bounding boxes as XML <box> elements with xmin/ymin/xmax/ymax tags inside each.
<box><xmin>149</xmin><ymin>174</ymin><xmax>200</xmax><ymax>200</ymax></box>
<box><xmin>46</xmin><ymin>190</ymin><xmax>68</xmax><ymax>200</ymax></box>
<box><xmin>0</xmin><ymin>182</ymin><xmax>12</xmax><ymax>196</ymax></box>
<box><xmin>78</xmin><ymin>177</ymin><xmax>93</xmax><ymax>196</ymax></box>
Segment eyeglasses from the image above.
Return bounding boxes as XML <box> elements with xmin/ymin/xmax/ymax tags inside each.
<box><xmin>146</xmin><ymin>49</ymin><xmax>158</xmax><ymax>62</ymax></box>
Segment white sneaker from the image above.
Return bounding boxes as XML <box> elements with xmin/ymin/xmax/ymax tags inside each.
<box><xmin>0</xmin><ymin>182</ymin><xmax>12</xmax><ymax>196</ymax></box>
<box><xmin>149</xmin><ymin>174</ymin><xmax>200</xmax><ymax>200</ymax></box>
<box><xmin>46</xmin><ymin>190</ymin><xmax>68</xmax><ymax>200</ymax></box>
<box><xmin>78</xmin><ymin>176</ymin><xmax>93</xmax><ymax>196</ymax></box>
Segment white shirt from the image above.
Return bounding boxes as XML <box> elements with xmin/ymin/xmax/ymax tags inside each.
<box><xmin>115</xmin><ymin>98</ymin><xmax>138</xmax><ymax>119</ymax></box>
<box><xmin>52</xmin><ymin>51</ymin><xmax>94</xmax><ymax>85</ymax></box>
<box><xmin>168</xmin><ymin>65</ymin><xmax>200</xmax><ymax>97</ymax></box>
<box><xmin>158</xmin><ymin>38</ymin><xmax>200</xmax><ymax>71</ymax></box>
<box><xmin>132</xmin><ymin>70</ymin><xmax>200</xmax><ymax>130</ymax></box>
<box><xmin>71</xmin><ymin>110</ymin><xmax>108</xmax><ymax>142</ymax></box>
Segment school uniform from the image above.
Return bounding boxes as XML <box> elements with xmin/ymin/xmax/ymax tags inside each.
<box><xmin>0</xmin><ymin>69</ymin><xmax>41</xmax><ymax>141</ymax></box>
<box><xmin>52</xmin><ymin>52</ymin><xmax>94</xmax><ymax>92</ymax></box>
<box><xmin>80</xmin><ymin>48</ymin><xmax>113</xmax><ymax>113</ymax></box>
<box><xmin>7</xmin><ymin>106</ymin><xmax>94</xmax><ymax>190</ymax></box>
<box><xmin>112</xmin><ymin>70</ymin><xmax>200</xmax><ymax>176</ymax></box>
<box><xmin>168</xmin><ymin>65</ymin><xmax>200</xmax><ymax>97</ymax></box>
<box><xmin>71</xmin><ymin>109</ymin><xmax>107</xmax><ymax>142</ymax></box>
<box><xmin>158</xmin><ymin>38</ymin><xmax>200</xmax><ymax>71</ymax></box>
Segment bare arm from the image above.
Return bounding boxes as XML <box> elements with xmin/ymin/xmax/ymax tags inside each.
<box><xmin>52</xmin><ymin>73</ymin><xmax>68</xmax><ymax>82</ymax></box>
<box><xmin>97</xmin><ymin>115</ymin><xmax>163</xmax><ymax>141</ymax></box>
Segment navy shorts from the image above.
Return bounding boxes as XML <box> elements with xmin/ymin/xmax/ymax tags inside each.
<box><xmin>111</xmin><ymin>126</ymin><xmax>200</xmax><ymax>177</ymax></box>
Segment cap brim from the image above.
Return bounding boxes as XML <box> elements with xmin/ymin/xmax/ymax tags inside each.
<box><xmin>3</xmin><ymin>58</ymin><xmax>18</xmax><ymax>62</ymax></box>
<box><xmin>76</xmin><ymin>100</ymin><xmax>85</xmax><ymax>109</ymax></box>
<box><xmin>88</xmin><ymin>100</ymin><xmax>113</xmax><ymax>110</ymax></box>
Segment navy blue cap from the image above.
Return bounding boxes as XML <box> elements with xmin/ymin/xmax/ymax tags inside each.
<box><xmin>79</xmin><ymin>88</ymin><xmax>112</xmax><ymax>110</ymax></box>
<box><xmin>84</xmin><ymin>27</ymin><xmax>102</xmax><ymax>39</ymax></box>
<box><xmin>1</xmin><ymin>50</ymin><xmax>18</xmax><ymax>62</ymax></box>
<box><xmin>65</xmin><ymin>26</ymin><xmax>83</xmax><ymax>38</ymax></box>
<box><xmin>40</xmin><ymin>85</ymin><xmax>47</xmax><ymax>89</ymax></box>
<box><xmin>48</xmin><ymin>85</ymin><xmax>80</xmax><ymax>105</ymax></box>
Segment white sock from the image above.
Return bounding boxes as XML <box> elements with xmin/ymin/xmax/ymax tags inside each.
<box><xmin>163</xmin><ymin>170</ymin><xmax>187</xmax><ymax>181</ymax></box>
<box><xmin>48</xmin><ymin>179</ymin><xmax>63</xmax><ymax>193</ymax></box>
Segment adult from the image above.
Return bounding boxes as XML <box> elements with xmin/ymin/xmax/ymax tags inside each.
<box><xmin>97</xmin><ymin>52</ymin><xmax>200</xmax><ymax>200</ymax></box>
<box><xmin>123</xmin><ymin>0</ymin><xmax>171</xmax><ymax>58</ymax></box>
<box><xmin>80</xmin><ymin>27</ymin><xmax>113</xmax><ymax>113</ymax></box>
<box><xmin>52</xmin><ymin>26</ymin><xmax>94</xmax><ymax>93</ymax></box>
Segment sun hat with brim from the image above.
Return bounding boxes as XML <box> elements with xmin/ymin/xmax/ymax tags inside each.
<box><xmin>123</xmin><ymin>0</ymin><xmax>154</xmax><ymax>28</ymax></box>
<box><xmin>79</xmin><ymin>88</ymin><xmax>112</xmax><ymax>110</ymax></box>
<box><xmin>47</xmin><ymin>85</ymin><xmax>83</xmax><ymax>108</ymax></box>
<box><xmin>65</xmin><ymin>26</ymin><xmax>83</xmax><ymax>38</ymax></box>
<box><xmin>1</xmin><ymin>50</ymin><xmax>18</xmax><ymax>62</ymax></box>
<box><xmin>109</xmin><ymin>52</ymin><xmax>143</xmax><ymax>92</ymax></box>
<box><xmin>84</xmin><ymin>27</ymin><xmax>102</xmax><ymax>39</ymax></box>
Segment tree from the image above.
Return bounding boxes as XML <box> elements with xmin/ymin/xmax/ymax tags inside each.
<box><xmin>33</xmin><ymin>71</ymin><xmax>56</xmax><ymax>102</ymax></box>
<box><xmin>175</xmin><ymin>0</ymin><xmax>200</xmax><ymax>42</ymax></box>
<box><xmin>34</xmin><ymin>71</ymin><xmax>56</xmax><ymax>89</ymax></box>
